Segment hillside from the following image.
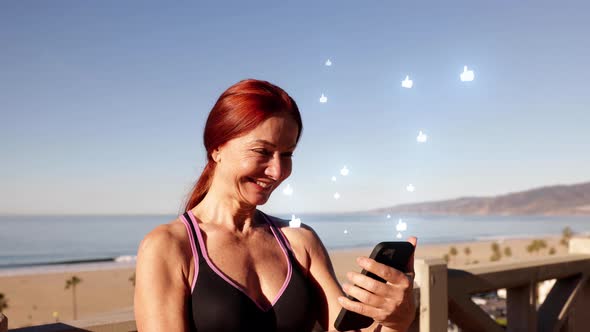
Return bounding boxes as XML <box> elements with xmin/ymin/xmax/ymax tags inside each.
<box><xmin>375</xmin><ymin>182</ymin><xmax>590</xmax><ymax>216</ymax></box>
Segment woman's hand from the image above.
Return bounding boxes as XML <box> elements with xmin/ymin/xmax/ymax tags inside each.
<box><xmin>338</xmin><ymin>237</ymin><xmax>418</xmax><ymax>332</ymax></box>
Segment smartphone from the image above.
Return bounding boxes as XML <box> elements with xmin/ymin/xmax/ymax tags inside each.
<box><xmin>334</xmin><ymin>241</ymin><xmax>415</xmax><ymax>331</ymax></box>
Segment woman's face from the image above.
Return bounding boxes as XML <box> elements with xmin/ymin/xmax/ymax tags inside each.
<box><xmin>212</xmin><ymin>115</ymin><xmax>299</xmax><ymax>207</ymax></box>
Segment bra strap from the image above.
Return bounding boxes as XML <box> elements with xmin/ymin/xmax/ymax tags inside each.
<box><xmin>182</xmin><ymin>212</ymin><xmax>206</xmax><ymax>264</ymax></box>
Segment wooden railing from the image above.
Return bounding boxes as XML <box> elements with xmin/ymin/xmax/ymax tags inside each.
<box><xmin>4</xmin><ymin>310</ymin><xmax>136</xmax><ymax>332</ymax></box>
<box><xmin>4</xmin><ymin>238</ymin><xmax>590</xmax><ymax>332</ymax></box>
<box><xmin>414</xmin><ymin>237</ymin><xmax>590</xmax><ymax>332</ymax></box>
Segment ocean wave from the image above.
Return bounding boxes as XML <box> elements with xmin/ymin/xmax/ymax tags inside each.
<box><xmin>114</xmin><ymin>255</ymin><xmax>137</xmax><ymax>263</ymax></box>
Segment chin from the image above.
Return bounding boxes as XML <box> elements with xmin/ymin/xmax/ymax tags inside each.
<box><xmin>249</xmin><ymin>195</ymin><xmax>271</xmax><ymax>207</ymax></box>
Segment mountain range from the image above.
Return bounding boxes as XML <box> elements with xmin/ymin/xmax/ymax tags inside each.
<box><xmin>374</xmin><ymin>181</ymin><xmax>590</xmax><ymax>216</ymax></box>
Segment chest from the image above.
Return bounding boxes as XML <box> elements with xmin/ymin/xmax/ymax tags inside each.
<box><xmin>189</xmin><ymin>226</ymin><xmax>317</xmax><ymax>332</ymax></box>
<box><xmin>197</xmin><ymin>226</ymin><xmax>289</xmax><ymax>301</ymax></box>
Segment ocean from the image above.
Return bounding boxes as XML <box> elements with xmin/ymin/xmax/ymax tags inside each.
<box><xmin>0</xmin><ymin>213</ymin><xmax>589</xmax><ymax>269</ymax></box>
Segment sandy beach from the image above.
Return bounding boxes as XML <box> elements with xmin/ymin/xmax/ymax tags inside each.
<box><xmin>0</xmin><ymin>236</ymin><xmax>569</xmax><ymax>329</ymax></box>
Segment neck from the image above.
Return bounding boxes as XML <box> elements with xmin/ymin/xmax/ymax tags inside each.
<box><xmin>191</xmin><ymin>187</ymin><xmax>259</xmax><ymax>234</ymax></box>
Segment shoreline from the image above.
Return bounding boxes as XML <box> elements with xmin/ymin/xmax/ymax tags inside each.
<box><xmin>0</xmin><ymin>261</ymin><xmax>136</xmax><ymax>277</ymax></box>
<box><xmin>0</xmin><ymin>234</ymin><xmax>574</xmax><ymax>328</ymax></box>
<box><xmin>4</xmin><ymin>231</ymin><xmax>584</xmax><ymax>274</ymax></box>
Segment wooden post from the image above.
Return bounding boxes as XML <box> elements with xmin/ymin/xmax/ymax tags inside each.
<box><xmin>414</xmin><ymin>258</ymin><xmax>448</xmax><ymax>332</ymax></box>
<box><xmin>565</xmin><ymin>237</ymin><xmax>590</xmax><ymax>332</ymax></box>
<box><xmin>0</xmin><ymin>313</ymin><xmax>7</xmax><ymax>332</ymax></box>
<box><xmin>507</xmin><ymin>282</ymin><xmax>537</xmax><ymax>332</ymax></box>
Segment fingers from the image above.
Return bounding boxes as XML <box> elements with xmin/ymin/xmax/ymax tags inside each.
<box><xmin>342</xmin><ymin>282</ymin><xmax>385</xmax><ymax>307</ymax></box>
<box><xmin>407</xmin><ymin>236</ymin><xmax>417</xmax><ymax>247</ymax></box>
<box><xmin>338</xmin><ymin>295</ymin><xmax>383</xmax><ymax>321</ymax></box>
<box><xmin>343</xmin><ymin>270</ymin><xmax>394</xmax><ymax>307</ymax></box>
<box><xmin>356</xmin><ymin>257</ymin><xmax>411</xmax><ymax>287</ymax></box>
<box><xmin>346</xmin><ymin>271</ymin><xmax>389</xmax><ymax>295</ymax></box>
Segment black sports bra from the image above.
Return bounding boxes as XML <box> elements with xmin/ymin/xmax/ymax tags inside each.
<box><xmin>180</xmin><ymin>210</ymin><xmax>317</xmax><ymax>332</ymax></box>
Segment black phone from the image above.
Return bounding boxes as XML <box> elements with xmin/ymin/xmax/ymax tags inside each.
<box><xmin>334</xmin><ymin>241</ymin><xmax>415</xmax><ymax>331</ymax></box>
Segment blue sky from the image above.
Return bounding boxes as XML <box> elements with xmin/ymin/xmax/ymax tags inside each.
<box><xmin>1</xmin><ymin>1</ymin><xmax>589</xmax><ymax>215</ymax></box>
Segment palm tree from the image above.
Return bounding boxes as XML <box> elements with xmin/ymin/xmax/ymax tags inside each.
<box><xmin>464</xmin><ymin>247</ymin><xmax>471</xmax><ymax>265</ymax></box>
<box><xmin>443</xmin><ymin>254</ymin><xmax>450</xmax><ymax>263</ymax></box>
<box><xmin>491</xmin><ymin>242</ymin><xmax>501</xmax><ymax>254</ymax></box>
<box><xmin>65</xmin><ymin>276</ymin><xmax>82</xmax><ymax>319</ymax></box>
<box><xmin>0</xmin><ymin>293</ymin><xmax>8</xmax><ymax>313</ymax></box>
<box><xmin>490</xmin><ymin>252</ymin><xmax>502</xmax><ymax>262</ymax></box>
<box><xmin>449</xmin><ymin>246</ymin><xmax>458</xmax><ymax>264</ymax></box>
<box><xmin>490</xmin><ymin>242</ymin><xmax>502</xmax><ymax>262</ymax></box>
<box><xmin>526</xmin><ymin>239</ymin><xmax>548</xmax><ymax>255</ymax></box>
<box><xmin>449</xmin><ymin>246</ymin><xmax>458</xmax><ymax>256</ymax></box>
<box><xmin>560</xmin><ymin>226</ymin><xmax>574</xmax><ymax>247</ymax></box>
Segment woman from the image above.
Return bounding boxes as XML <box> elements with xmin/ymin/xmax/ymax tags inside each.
<box><xmin>134</xmin><ymin>79</ymin><xmax>417</xmax><ymax>332</ymax></box>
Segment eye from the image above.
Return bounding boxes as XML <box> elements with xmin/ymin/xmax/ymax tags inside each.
<box><xmin>252</xmin><ymin>148</ymin><xmax>272</xmax><ymax>157</ymax></box>
<box><xmin>281</xmin><ymin>152</ymin><xmax>294</xmax><ymax>158</ymax></box>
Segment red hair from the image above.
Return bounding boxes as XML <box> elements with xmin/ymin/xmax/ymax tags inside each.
<box><xmin>184</xmin><ymin>79</ymin><xmax>303</xmax><ymax>211</ymax></box>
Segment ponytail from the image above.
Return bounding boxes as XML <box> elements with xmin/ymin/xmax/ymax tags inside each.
<box><xmin>184</xmin><ymin>161</ymin><xmax>216</xmax><ymax>212</ymax></box>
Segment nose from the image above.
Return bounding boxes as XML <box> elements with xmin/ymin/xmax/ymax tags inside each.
<box><xmin>264</xmin><ymin>154</ymin><xmax>283</xmax><ymax>180</ymax></box>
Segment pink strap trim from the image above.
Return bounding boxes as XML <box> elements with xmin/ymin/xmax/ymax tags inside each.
<box><xmin>187</xmin><ymin>210</ymin><xmax>292</xmax><ymax>312</ymax></box>
<box><xmin>262</xmin><ymin>213</ymin><xmax>293</xmax><ymax>306</ymax></box>
<box><xmin>264</xmin><ymin>214</ymin><xmax>295</xmax><ymax>253</ymax></box>
<box><xmin>180</xmin><ymin>214</ymin><xmax>199</xmax><ymax>292</ymax></box>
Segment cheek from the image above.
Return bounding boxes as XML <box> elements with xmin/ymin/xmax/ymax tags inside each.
<box><xmin>238</xmin><ymin>157</ymin><xmax>259</xmax><ymax>172</ymax></box>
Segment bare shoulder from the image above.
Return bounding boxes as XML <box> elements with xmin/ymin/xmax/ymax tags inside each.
<box><xmin>137</xmin><ymin>218</ymin><xmax>191</xmax><ymax>272</ymax></box>
<box><xmin>135</xmin><ymin>218</ymin><xmax>192</xmax><ymax>331</ymax></box>
<box><xmin>140</xmin><ymin>218</ymin><xmax>188</xmax><ymax>249</ymax></box>
<box><xmin>261</xmin><ymin>213</ymin><xmax>330</xmax><ymax>269</ymax></box>
<box><xmin>263</xmin><ymin>214</ymin><xmax>324</xmax><ymax>249</ymax></box>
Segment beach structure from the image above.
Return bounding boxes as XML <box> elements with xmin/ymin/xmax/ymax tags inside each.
<box><xmin>0</xmin><ymin>314</ymin><xmax>7</xmax><ymax>332</ymax></box>
<box><xmin>3</xmin><ymin>238</ymin><xmax>590</xmax><ymax>332</ymax></box>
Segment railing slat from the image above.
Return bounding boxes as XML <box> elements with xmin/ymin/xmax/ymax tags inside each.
<box><xmin>507</xmin><ymin>282</ymin><xmax>537</xmax><ymax>332</ymax></box>
<box><xmin>448</xmin><ymin>269</ymin><xmax>504</xmax><ymax>332</ymax></box>
<box><xmin>449</xmin><ymin>293</ymin><xmax>504</xmax><ymax>332</ymax></box>
<box><xmin>415</xmin><ymin>258</ymin><xmax>448</xmax><ymax>332</ymax></box>
<box><xmin>1</xmin><ymin>314</ymin><xmax>7</xmax><ymax>332</ymax></box>
<box><xmin>537</xmin><ymin>275</ymin><xmax>587</xmax><ymax>332</ymax></box>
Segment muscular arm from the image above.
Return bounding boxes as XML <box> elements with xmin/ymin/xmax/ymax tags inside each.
<box><xmin>298</xmin><ymin>225</ymin><xmax>347</xmax><ymax>331</ymax></box>
<box><xmin>134</xmin><ymin>224</ymin><xmax>191</xmax><ymax>332</ymax></box>
<box><xmin>302</xmin><ymin>226</ymin><xmax>407</xmax><ymax>332</ymax></box>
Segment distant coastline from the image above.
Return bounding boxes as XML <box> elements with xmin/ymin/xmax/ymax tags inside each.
<box><xmin>374</xmin><ymin>181</ymin><xmax>590</xmax><ymax>216</ymax></box>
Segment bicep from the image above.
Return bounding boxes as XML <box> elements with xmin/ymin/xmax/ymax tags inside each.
<box><xmin>134</xmin><ymin>230</ymin><xmax>190</xmax><ymax>332</ymax></box>
<box><xmin>305</xmin><ymin>229</ymin><xmax>346</xmax><ymax>331</ymax></box>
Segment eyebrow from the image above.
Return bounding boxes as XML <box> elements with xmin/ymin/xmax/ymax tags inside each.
<box><xmin>252</xmin><ymin>139</ymin><xmax>297</xmax><ymax>149</ymax></box>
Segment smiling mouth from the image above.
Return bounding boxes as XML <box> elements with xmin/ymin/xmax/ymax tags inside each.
<box><xmin>248</xmin><ymin>178</ymin><xmax>274</xmax><ymax>190</ymax></box>
<box><xmin>256</xmin><ymin>181</ymin><xmax>270</xmax><ymax>188</ymax></box>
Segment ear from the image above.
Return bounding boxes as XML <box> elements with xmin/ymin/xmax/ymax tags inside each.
<box><xmin>211</xmin><ymin>148</ymin><xmax>221</xmax><ymax>163</ymax></box>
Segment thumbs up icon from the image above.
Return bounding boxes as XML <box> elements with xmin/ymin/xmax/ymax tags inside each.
<box><xmin>325</xmin><ymin>59</ymin><xmax>332</xmax><ymax>66</ymax></box>
<box><xmin>289</xmin><ymin>215</ymin><xmax>301</xmax><ymax>228</ymax></box>
<box><xmin>401</xmin><ymin>75</ymin><xmax>413</xmax><ymax>89</ymax></box>
<box><xmin>319</xmin><ymin>93</ymin><xmax>328</xmax><ymax>103</ymax></box>
<box><xmin>460</xmin><ymin>66</ymin><xmax>475</xmax><ymax>82</ymax></box>
<box><xmin>340</xmin><ymin>165</ymin><xmax>349</xmax><ymax>176</ymax></box>
<box><xmin>416</xmin><ymin>130</ymin><xmax>428</xmax><ymax>143</ymax></box>
<box><xmin>396</xmin><ymin>218</ymin><xmax>408</xmax><ymax>232</ymax></box>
